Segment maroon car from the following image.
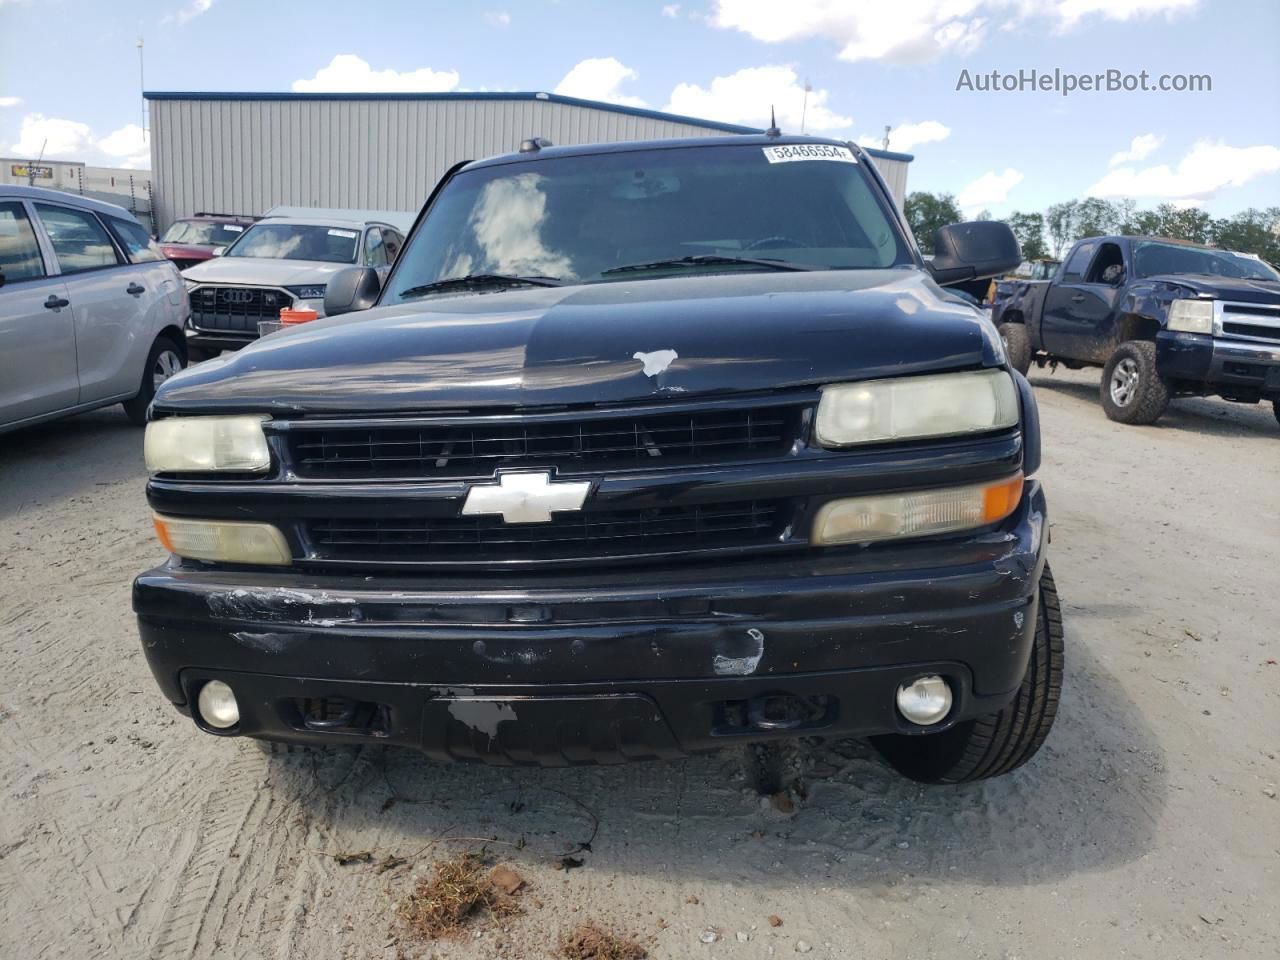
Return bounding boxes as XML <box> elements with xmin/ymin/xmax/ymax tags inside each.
<box><xmin>158</xmin><ymin>213</ymin><xmax>258</xmax><ymax>269</ymax></box>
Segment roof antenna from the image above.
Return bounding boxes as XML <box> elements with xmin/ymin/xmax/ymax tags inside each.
<box><xmin>765</xmin><ymin>106</ymin><xmax>781</xmax><ymax>138</ymax></box>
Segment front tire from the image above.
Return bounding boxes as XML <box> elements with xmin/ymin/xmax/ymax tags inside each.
<box><xmin>1272</xmin><ymin>400</ymin><xmax>1280</xmax><ymax>430</ymax></box>
<box><xmin>872</xmin><ymin>565</ymin><xmax>1064</xmax><ymax>784</ymax></box>
<box><xmin>122</xmin><ymin>335</ymin><xmax>185</xmax><ymax>426</ymax></box>
<box><xmin>1100</xmin><ymin>340</ymin><xmax>1169</xmax><ymax>425</ymax></box>
<box><xmin>998</xmin><ymin>323</ymin><xmax>1032</xmax><ymax>376</ymax></box>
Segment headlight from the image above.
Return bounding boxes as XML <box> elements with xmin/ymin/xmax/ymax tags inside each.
<box><xmin>285</xmin><ymin>284</ymin><xmax>327</xmax><ymax>300</ymax></box>
<box><xmin>812</xmin><ymin>473</ymin><xmax>1024</xmax><ymax>545</ymax></box>
<box><xmin>153</xmin><ymin>514</ymin><xmax>292</xmax><ymax>565</ymax></box>
<box><xmin>1167</xmin><ymin>298</ymin><xmax>1214</xmax><ymax>334</ymax></box>
<box><xmin>144</xmin><ymin>415</ymin><xmax>271</xmax><ymax>473</ymax></box>
<box><xmin>815</xmin><ymin>369</ymin><xmax>1019</xmax><ymax>447</ymax></box>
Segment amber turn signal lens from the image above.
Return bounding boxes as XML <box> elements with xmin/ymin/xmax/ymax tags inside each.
<box><xmin>982</xmin><ymin>473</ymin><xmax>1025</xmax><ymax>524</ymax></box>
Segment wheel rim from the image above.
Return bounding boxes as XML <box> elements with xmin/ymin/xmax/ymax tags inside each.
<box><xmin>153</xmin><ymin>350</ymin><xmax>183</xmax><ymax>388</ymax></box>
<box><xmin>1110</xmin><ymin>357</ymin><xmax>1139</xmax><ymax>406</ymax></box>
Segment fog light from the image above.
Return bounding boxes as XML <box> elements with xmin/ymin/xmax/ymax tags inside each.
<box><xmin>197</xmin><ymin>680</ymin><xmax>240</xmax><ymax>729</ymax></box>
<box><xmin>896</xmin><ymin>675</ymin><xmax>953</xmax><ymax>726</ymax></box>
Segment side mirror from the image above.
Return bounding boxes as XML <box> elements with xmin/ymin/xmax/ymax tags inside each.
<box><xmin>211</xmin><ymin>246</ymin><xmax>226</xmax><ymax>257</ymax></box>
<box><xmin>324</xmin><ymin>266</ymin><xmax>381</xmax><ymax>317</ymax></box>
<box><xmin>928</xmin><ymin>221</ymin><xmax>1021</xmax><ymax>286</ymax></box>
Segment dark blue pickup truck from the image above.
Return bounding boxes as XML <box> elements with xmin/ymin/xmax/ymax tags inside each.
<box><xmin>993</xmin><ymin>235</ymin><xmax>1280</xmax><ymax>427</ymax></box>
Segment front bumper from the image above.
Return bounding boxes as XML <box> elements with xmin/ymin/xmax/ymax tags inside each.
<box><xmin>1157</xmin><ymin>331</ymin><xmax>1280</xmax><ymax>400</ymax></box>
<box><xmin>133</xmin><ymin>483</ymin><xmax>1048</xmax><ymax>765</ymax></box>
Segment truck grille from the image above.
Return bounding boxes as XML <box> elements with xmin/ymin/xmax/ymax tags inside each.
<box><xmin>306</xmin><ymin>500</ymin><xmax>783</xmax><ymax>563</ymax></box>
<box><xmin>190</xmin><ymin>285</ymin><xmax>293</xmax><ymax>333</ymax></box>
<box><xmin>284</xmin><ymin>404</ymin><xmax>804</xmax><ymax>479</ymax></box>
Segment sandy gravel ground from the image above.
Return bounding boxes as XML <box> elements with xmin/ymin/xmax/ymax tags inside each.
<box><xmin>2</xmin><ymin>367</ymin><xmax>1278</xmax><ymax>960</ymax></box>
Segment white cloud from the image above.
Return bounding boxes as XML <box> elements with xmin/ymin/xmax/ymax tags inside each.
<box><xmin>1109</xmin><ymin>133</ymin><xmax>1163</xmax><ymax>167</ymax></box>
<box><xmin>710</xmin><ymin>0</ymin><xmax>1199</xmax><ymax>64</ymax></box>
<box><xmin>662</xmin><ymin>4</ymin><xmax>681</xmax><ymax>16</ymax></box>
<box><xmin>4</xmin><ymin>114</ymin><xmax>150</xmax><ymax>168</ymax></box>
<box><xmin>96</xmin><ymin>124</ymin><xmax>150</xmax><ymax>168</ymax></box>
<box><xmin>858</xmin><ymin>119</ymin><xmax>951</xmax><ymax>153</ymax></box>
<box><xmin>1086</xmin><ymin>139</ymin><xmax>1280</xmax><ymax>202</ymax></box>
<box><xmin>8</xmin><ymin>113</ymin><xmax>94</xmax><ymax>158</ymax></box>
<box><xmin>485</xmin><ymin>10</ymin><xmax>511</xmax><ymax>26</ymax></box>
<box><xmin>175</xmin><ymin>0</ymin><xmax>216</xmax><ymax>24</ymax></box>
<box><xmin>957</xmin><ymin>167</ymin><xmax>1024</xmax><ymax>214</ymax></box>
<box><xmin>664</xmin><ymin>65</ymin><xmax>851</xmax><ymax>132</ymax></box>
<box><xmin>0</xmin><ymin>96</ymin><xmax>21</xmax><ymax>108</ymax></box>
<box><xmin>555</xmin><ymin>57</ymin><xmax>646</xmax><ymax>108</ymax></box>
<box><xmin>1050</xmin><ymin>0</ymin><xmax>1198</xmax><ymax>27</ymax></box>
<box><xmin>292</xmin><ymin>55</ymin><xmax>460</xmax><ymax>93</ymax></box>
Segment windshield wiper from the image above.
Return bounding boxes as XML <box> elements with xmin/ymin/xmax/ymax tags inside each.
<box><xmin>398</xmin><ymin>273</ymin><xmax>564</xmax><ymax>300</ymax></box>
<box><xmin>600</xmin><ymin>254</ymin><xmax>819</xmax><ymax>276</ymax></box>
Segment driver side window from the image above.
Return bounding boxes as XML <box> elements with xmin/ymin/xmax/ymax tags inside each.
<box><xmin>364</xmin><ymin>228</ymin><xmax>387</xmax><ymax>268</ymax></box>
<box><xmin>1086</xmin><ymin>242</ymin><xmax>1125</xmax><ymax>285</ymax></box>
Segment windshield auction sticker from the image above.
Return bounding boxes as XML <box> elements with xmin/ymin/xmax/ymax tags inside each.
<box><xmin>762</xmin><ymin>144</ymin><xmax>857</xmax><ymax>164</ymax></box>
<box><xmin>327</xmin><ymin>229</ymin><xmax>358</xmax><ymax>238</ymax></box>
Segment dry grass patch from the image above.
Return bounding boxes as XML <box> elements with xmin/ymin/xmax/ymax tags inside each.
<box><xmin>395</xmin><ymin>853</ymin><xmax>523</xmax><ymax>941</ymax></box>
<box><xmin>557</xmin><ymin>922</ymin><xmax>648</xmax><ymax>960</ymax></box>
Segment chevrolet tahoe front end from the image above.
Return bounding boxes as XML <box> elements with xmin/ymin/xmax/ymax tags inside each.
<box><xmin>133</xmin><ymin>136</ymin><xmax>1063</xmax><ymax>784</ymax></box>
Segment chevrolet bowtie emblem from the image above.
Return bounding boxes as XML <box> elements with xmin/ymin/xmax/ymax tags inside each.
<box><xmin>461</xmin><ymin>471</ymin><xmax>591</xmax><ymax>524</ymax></box>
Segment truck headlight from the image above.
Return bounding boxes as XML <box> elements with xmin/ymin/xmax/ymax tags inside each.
<box><xmin>812</xmin><ymin>473</ymin><xmax>1024</xmax><ymax>545</ymax></box>
<box><xmin>1167</xmin><ymin>298</ymin><xmax>1214</xmax><ymax>334</ymax></box>
<box><xmin>815</xmin><ymin>369</ymin><xmax>1018</xmax><ymax>448</ymax></box>
<box><xmin>153</xmin><ymin>514</ymin><xmax>292</xmax><ymax>565</ymax></box>
<box><xmin>144</xmin><ymin>416</ymin><xmax>271</xmax><ymax>473</ymax></box>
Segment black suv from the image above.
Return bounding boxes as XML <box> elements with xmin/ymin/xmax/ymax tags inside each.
<box><xmin>134</xmin><ymin>136</ymin><xmax>1062</xmax><ymax>785</ymax></box>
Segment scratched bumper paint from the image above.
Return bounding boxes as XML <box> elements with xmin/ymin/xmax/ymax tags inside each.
<box><xmin>132</xmin><ymin>483</ymin><xmax>1047</xmax><ymax>763</ymax></box>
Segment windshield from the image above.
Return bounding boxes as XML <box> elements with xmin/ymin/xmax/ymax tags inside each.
<box><xmin>160</xmin><ymin>220</ymin><xmax>249</xmax><ymax>246</ymax></box>
<box><xmin>1134</xmin><ymin>241</ymin><xmax>1280</xmax><ymax>281</ymax></box>
<box><xmin>224</xmin><ymin>222</ymin><xmax>359</xmax><ymax>263</ymax></box>
<box><xmin>384</xmin><ymin>143</ymin><xmax>912</xmax><ymax>301</ymax></box>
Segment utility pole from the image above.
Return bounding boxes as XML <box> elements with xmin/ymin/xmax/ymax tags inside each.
<box><xmin>800</xmin><ymin>80</ymin><xmax>811</xmax><ymax>134</ymax></box>
<box><xmin>29</xmin><ymin>138</ymin><xmax>46</xmax><ymax>186</ymax></box>
<box><xmin>882</xmin><ymin>125</ymin><xmax>891</xmax><ymax>151</ymax></box>
<box><xmin>138</xmin><ymin>37</ymin><xmax>146</xmax><ymax>140</ymax></box>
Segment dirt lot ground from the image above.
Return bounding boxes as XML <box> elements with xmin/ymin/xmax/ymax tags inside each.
<box><xmin>2</xmin><ymin>367</ymin><xmax>1278</xmax><ymax>960</ymax></box>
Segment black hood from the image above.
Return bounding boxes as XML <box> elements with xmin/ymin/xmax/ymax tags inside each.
<box><xmin>1149</xmin><ymin>273</ymin><xmax>1280</xmax><ymax>303</ymax></box>
<box><xmin>156</xmin><ymin>270</ymin><xmax>1001</xmax><ymax>414</ymax></box>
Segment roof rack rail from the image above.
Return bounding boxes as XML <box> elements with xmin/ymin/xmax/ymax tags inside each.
<box><xmin>193</xmin><ymin>211</ymin><xmax>259</xmax><ymax>219</ymax></box>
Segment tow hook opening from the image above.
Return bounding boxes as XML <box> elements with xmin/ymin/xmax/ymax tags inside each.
<box><xmin>715</xmin><ymin>692</ymin><xmax>835</xmax><ymax>735</ymax></box>
<box><xmin>287</xmin><ymin>696</ymin><xmax>392</xmax><ymax>737</ymax></box>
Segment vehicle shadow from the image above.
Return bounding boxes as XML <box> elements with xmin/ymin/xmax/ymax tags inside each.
<box><xmin>265</xmin><ymin>636</ymin><xmax>1165</xmax><ymax>892</ymax></box>
<box><xmin>1028</xmin><ymin>371</ymin><xmax>1278</xmax><ymax>440</ymax></box>
<box><xmin>0</xmin><ymin>407</ymin><xmax>144</xmax><ymax>520</ymax></box>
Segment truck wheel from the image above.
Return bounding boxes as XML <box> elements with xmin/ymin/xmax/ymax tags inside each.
<box><xmin>998</xmin><ymin>323</ymin><xmax>1032</xmax><ymax>376</ymax></box>
<box><xmin>122</xmin><ymin>335</ymin><xmax>185</xmax><ymax>426</ymax></box>
<box><xmin>1100</xmin><ymin>341</ymin><xmax>1169</xmax><ymax>425</ymax></box>
<box><xmin>1273</xmin><ymin>400</ymin><xmax>1280</xmax><ymax>430</ymax></box>
<box><xmin>871</xmin><ymin>565</ymin><xmax>1063</xmax><ymax>784</ymax></box>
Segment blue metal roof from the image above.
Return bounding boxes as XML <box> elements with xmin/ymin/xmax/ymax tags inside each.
<box><xmin>143</xmin><ymin>91</ymin><xmax>913</xmax><ymax>163</ymax></box>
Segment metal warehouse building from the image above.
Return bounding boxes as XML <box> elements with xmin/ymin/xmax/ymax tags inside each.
<box><xmin>143</xmin><ymin>91</ymin><xmax>912</xmax><ymax>231</ymax></box>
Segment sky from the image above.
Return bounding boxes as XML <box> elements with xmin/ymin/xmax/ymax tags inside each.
<box><xmin>1</xmin><ymin>0</ymin><xmax>1278</xmax><ymax>219</ymax></box>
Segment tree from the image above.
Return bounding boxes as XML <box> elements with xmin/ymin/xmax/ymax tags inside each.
<box><xmin>903</xmin><ymin>191</ymin><xmax>963</xmax><ymax>254</ymax></box>
<box><xmin>1045</xmin><ymin>201</ymin><xmax>1078</xmax><ymax>256</ymax></box>
<box><xmin>1210</xmin><ymin>207</ymin><xmax>1280</xmax><ymax>264</ymax></box>
<box><xmin>1136</xmin><ymin>203</ymin><xmax>1214</xmax><ymax>244</ymax></box>
<box><xmin>1005</xmin><ymin>211</ymin><xmax>1048</xmax><ymax>260</ymax></box>
<box><xmin>1074</xmin><ymin>198</ymin><xmax>1120</xmax><ymax>239</ymax></box>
